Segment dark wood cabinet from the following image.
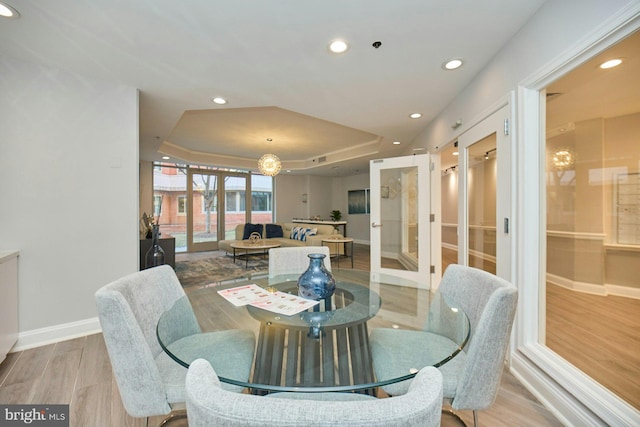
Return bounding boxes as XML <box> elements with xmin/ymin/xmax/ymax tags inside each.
<box><xmin>140</xmin><ymin>237</ymin><xmax>176</xmax><ymax>270</ymax></box>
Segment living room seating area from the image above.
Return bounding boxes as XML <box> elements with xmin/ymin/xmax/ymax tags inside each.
<box><xmin>219</xmin><ymin>222</ymin><xmax>343</xmax><ymax>255</ymax></box>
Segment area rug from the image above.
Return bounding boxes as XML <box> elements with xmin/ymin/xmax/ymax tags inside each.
<box><xmin>174</xmin><ymin>254</ymin><xmax>269</xmax><ymax>289</ymax></box>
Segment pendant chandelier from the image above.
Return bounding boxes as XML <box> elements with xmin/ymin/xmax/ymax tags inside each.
<box><xmin>258</xmin><ymin>138</ymin><xmax>282</xmax><ymax>176</ymax></box>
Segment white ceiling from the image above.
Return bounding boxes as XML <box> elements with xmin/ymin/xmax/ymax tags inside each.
<box><xmin>0</xmin><ymin>0</ymin><xmax>548</xmax><ymax>175</ymax></box>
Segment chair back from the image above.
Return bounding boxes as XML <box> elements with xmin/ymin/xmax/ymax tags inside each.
<box><xmin>438</xmin><ymin>264</ymin><xmax>518</xmax><ymax>411</ymax></box>
<box><xmin>186</xmin><ymin>358</ymin><xmax>443</xmax><ymax>427</ymax></box>
<box><xmin>268</xmin><ymin>246</ymin><xmax>331</xmax><ymax>278</ymax></box>
<box><xmin>95</xmin><ymin>265</ymin><xmax>199</xmax><ymax>417</ymax></box>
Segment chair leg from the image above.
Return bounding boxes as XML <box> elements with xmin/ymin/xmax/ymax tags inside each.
<box><xmin>441</xmin><ymin>408</ymin><xmax>467</xmax><ymax>426</ymax></box>
<box><xmin>441</xmin><ymin>408</ymin><xmax>479</xmax><ymax>426</ymax></box>
<box><xmin>158</xmin><ymin>410</ymin><xmax>187</xmax><ymax>427</ymax></box>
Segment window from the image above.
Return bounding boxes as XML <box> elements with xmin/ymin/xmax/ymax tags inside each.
<box><xmin>153</xmin><ymin>195</ymin><xmax>162</xmax><ymax>217</ymax></box>
<box><xmin>177</xmin><ymin>195</ymin><xmax>186</xmax><ymax>215</ymax></box>
<box><xmin>225</xmin><ymin>191</ymin><xmax>246</xmax><ymax>212</ymax></box>
<box><xmin>252</xmin><ymin>191</ymin><xmax>272</xmax><ymax>211</ymax></box>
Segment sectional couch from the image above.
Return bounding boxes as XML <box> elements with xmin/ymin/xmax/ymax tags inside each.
<box><xmin>218</xmin><ymin>222</ymin><xmax>343</xmax><ymax>255</ymax></box>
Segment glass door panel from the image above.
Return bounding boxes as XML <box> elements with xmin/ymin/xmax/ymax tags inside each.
<box><xmin>466</xmin><ymin>134</ymin><xmax>497</xmax><ymax>274</ymax></box>
<box><xmin>370</xmin><ymin>154</ymin><xmax>430</xmax><ymax>286</ymax></box>
<box><xmin>223</xmin><ymin>174</ymin><xmax>249</xmax><ymax>241</ymax></box>
<box><xmin>188</xmin><ymin>170</ymin><xmax>219</xmax><ymax>251</ymax></box>
<box><xmin>152</xmin><ymin>164</ymin><xmax>188</xmax><ymax>252</ymax></box>
<box><xmin>542</xmin><ymin>29</ymin><xmax>640</xmax><ymax>410</ymax></box>
<box><xmin>250</xmin><ymin>174</ymin><xmax>274</xmax><ymax>225</ymax></box>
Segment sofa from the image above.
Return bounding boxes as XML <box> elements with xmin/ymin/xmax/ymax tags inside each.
<box><xmin>219</xmin><ymin>222</ymin><xmax>343</xmax><ymax>255</ymax></box>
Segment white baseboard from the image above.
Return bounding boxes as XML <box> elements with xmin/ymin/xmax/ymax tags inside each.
<box><xmin>605</xmin><ymin>283</ymin><xmax>640</xmax><ymax>299</ymax></box>
<box><xmin>547</xmin><ymin>273</ymin><xmax>640</xmax><ymax>300</ymax></box>
<box><xmin>11</xmin><ymin>317</ymin><xmax>102</xmax><ymax>352</ymax></box>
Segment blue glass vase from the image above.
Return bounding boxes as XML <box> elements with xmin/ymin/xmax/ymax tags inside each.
<box><xmin>297</xmin><ymin>253</ymin><xmax>336</xmax><ymax>301</ymax></box>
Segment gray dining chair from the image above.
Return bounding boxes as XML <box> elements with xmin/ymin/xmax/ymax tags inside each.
<box><xmin>185</xmin><ymin>358</ymin><xmax>443</xmax><ymax>427</ymax></box>
<box><xmin>268</xmin><ymin>246</ymin><xmax>331</xmax><ymax>278</ymax></box>
<box><xmin>95</xmin><ymin>265</ymin><xmax>255</xmax><ymax>424</ymax></box>
<box><xmin>370</xmin><ymin>264</ymin><xmax>518</xmax><ymax>427</ymax></box>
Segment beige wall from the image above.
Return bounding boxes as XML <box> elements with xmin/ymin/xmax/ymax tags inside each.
<box><xmin>546</xmin><ymin>113</ymin><xmax>640</xmax><ymax>289</ymax></box>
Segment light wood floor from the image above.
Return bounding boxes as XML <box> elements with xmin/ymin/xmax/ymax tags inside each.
<box><xmin>0</xmin><ymin>245</ymin><xmax>563</xmax><ymax>427</ymax></box>
<box><xmin>546</xmin><ymin>282</ymin><xmax>640</xmax><ymax>409</ymax></box>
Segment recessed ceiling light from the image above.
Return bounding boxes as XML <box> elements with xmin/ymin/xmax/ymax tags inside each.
<box><xmin>392</xmin><ymin>141</ymin><xmax>401</xmax><ymax>145</ymax></box>
<box><xmin>599</xmin><ymin>58</ymin><xmax>623</xmax><ymax>69</ymax></box>
<box><xmin>443</xmin><ymin>58</ymin><xmax>463</xmax><ymax>70</ymax></box>
<box><xmin>211</xmin><ymin>97</ymin><xmax>227</xmax><ymax>105</ymax></box>
<box><xmin>409</xmin><ymin>113</ymin><xmax>422</xmax><ymax>119</ymax></box>
<box><xmin>329</xmin><ymin>39</ymin><xmax>349</xmax><ymax>53</ymax></box>
<box><xmin>0</xmin><ymin>2</ymin><xmax>20</xmax><ymax>18</ymax></box>
<box><xmin>162</xmin><ymin>156</ymin><xmax>170</xmax><ymax>160</ymax></box>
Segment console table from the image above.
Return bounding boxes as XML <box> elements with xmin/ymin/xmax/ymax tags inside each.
<box><xmin>292</xmin><ymin>219</ymin><xmax>347</xmax><ymax>237</ymax></box>
<box><xmin>139</xmin><ymin>237</ymin><xmax>176</xmax><ymax>270</ymax></box>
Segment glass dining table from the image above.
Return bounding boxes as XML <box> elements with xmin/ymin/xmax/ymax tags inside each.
<box><xmin>157</xmin><ymin>269</ymin><xmax>469</xmax><ymax>394</ymax></box>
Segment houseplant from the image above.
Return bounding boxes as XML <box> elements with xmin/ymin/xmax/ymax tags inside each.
<box><xmin>330</xmin><ymin>210</ymin><xmax>342</xmax><ymax>221</ymax></box>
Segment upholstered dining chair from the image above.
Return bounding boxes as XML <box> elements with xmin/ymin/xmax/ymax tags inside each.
<box><xmin>370</xmin><ymin>264</ymin><xmax>518</xmax><ymax>427</ymax></box>
<box><xmin>268</xmin><ymin>246</ymin><xmax>331</xmax><ymax>278</ymax></box>
<box><xmin>185</xmin><ymin>358</ymin><xmax>443</xmax><ymax>427</ymax></box>
<box><xmin>95</xmin><ymin>265</ymin><xmax>256</xmax><ymax>424</ymax></box>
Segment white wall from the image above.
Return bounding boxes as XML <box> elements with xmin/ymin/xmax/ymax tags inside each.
<box><xmin>0</xmin><ymin>56</ymin><xmax>139</xmax><ymax>345</ymax></box>
<box><xmin>412</xmin><ymin>0</ymin><xmax>637</xmax><ymax>151</ymax></box>
<box><xmin>307</xmin><ymin>176</ymin><xmax>334</xmax><ymax>219</ymax></box>
<box><xmin>332</xmin><ymin>173</ymin><xmax>371</xmax><ymax>243</ymax></box>
<box><xmin>274</xmin><ymin>174</ymin><xmax>310</xmax><ymax>221</ymax></box>
<box><xmin>406</xmin><ymin>1</ymin><xmax>639</xmax><ymax>424</ymax></box>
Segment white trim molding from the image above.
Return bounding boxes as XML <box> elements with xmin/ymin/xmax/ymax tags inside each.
<box><xmin>547</xmin><ymin>273</ymin><xmax>640</xmax><ymax>300</ymax></box>
<box><xmin>514</xmin><ymin>3</ymin><xmax>640</xmax><ymax>426</ymax></box>
<box><xmin>12</xmin><ymin>317</ymin><xmax>101</xmax><ymax>353</ymax></box>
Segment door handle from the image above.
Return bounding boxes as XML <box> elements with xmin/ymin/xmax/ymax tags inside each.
<box><xmin>371</xmin><ymin>222</ymin><xmax>383</xmax><ymax>228</ymax></box>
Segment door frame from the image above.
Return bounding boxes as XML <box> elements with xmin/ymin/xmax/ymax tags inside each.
<box><xmin>456</xmin><ymin>104</ymin><xmax>512</xmax><ymax>281</ymax></box>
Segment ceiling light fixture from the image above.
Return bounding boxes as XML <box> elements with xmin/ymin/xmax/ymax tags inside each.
<box><xmin>599</xmin><ymin>58</ymin><xmax>623</xmax><ymax>69</ymax></box>
<box><xmin>211</xmin><ymin>97</ymin><xmax>227</xmax><ymax>105</ymax></box>
<box><xmin>552</xmin><ymin>148</ymin><xmax>575</xmax><ymax>170</ymax></box>
<box><xmin>409</xmin><ymin>113</ymin><xmax>422</xmax><ymax>119</ymax></box>
<box><xmin>392</xmin><ymin>141</ymin><xmax>401</xmax><ymax>145</ymax></box>
<box><xmin>329</xmin><ymin>39</ymin><xmax>349</xmax><ymax>53</ymax></box>
<box><xmin>0</xmin><ymin>2</ymin><xmax>20</xmax><ymax>18</ymax></box>
<box><xmin>443</xmin><ymin>58</ymin><xmax>463</xmax><ymax>70</ymax></box>
<box><xmin>258</xmin><ymin>138</ymin><xmax>282</xmax><ymax>177</ymax></box>
<box><xmin>484</xmin><ymin>148</ymin><xmax>496</xmax><ymax>160</ymax></box>
<box><xmin>162</xmin><ymin>156</ymin><xmax>170</xmax><ymax>160</ymax></box>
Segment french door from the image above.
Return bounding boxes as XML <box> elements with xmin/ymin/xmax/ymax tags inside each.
<box><xmin>187</xmin><ymin>169</ymin><xmax>249</xmax><ymax>252</ymax></box>
<box><xmin>457</xmin><ymin>105</ymin><xmax>511</xmax><ymax>280</ymax></box>
<box><xmin>370</xmin><ymin>154</ymin><xmax>431</xmax><ymax>287</ymax></box>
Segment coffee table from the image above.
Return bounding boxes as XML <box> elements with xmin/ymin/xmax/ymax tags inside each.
<box><xmin>230</xmin><ymin>241</ymin><xmax>281</xmax><ymax>269</ymax></box>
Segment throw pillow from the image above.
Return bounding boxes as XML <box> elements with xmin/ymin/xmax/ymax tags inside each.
<box><xmin>265</xmin><ymin>223</ymin><xmax>283</xmax><ymax>238</ymax></box>
<box><xmin>242</xmin><ymin>223</ymin><xmax>263</xmax><ymax>240</ymax></box>
<box><xmin>290</xmin><ymin>226</ymin><xmax>317</xmax><ymax>241</ymax></box>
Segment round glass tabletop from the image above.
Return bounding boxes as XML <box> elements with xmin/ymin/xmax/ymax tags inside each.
<box><xmin>157</xmin><ymin>269</ymin><xmax>469</xmax><ymax>393</ymax></box>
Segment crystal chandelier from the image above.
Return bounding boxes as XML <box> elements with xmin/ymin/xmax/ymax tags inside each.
<box><xmin>258</xmin><ymin>138</ymin><xmax>281</xmax><ymax>176</ymax></box>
